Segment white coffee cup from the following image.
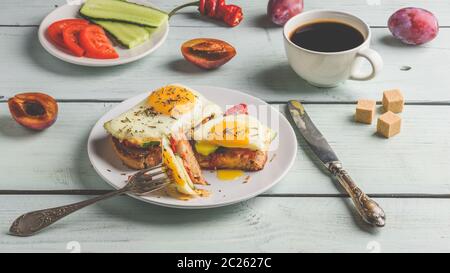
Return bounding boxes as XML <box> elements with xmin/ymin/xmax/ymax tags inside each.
<box><xmin>283</xmin><ymin>10</ymin><xmax>383</xmax><ymax>87</ymax></box>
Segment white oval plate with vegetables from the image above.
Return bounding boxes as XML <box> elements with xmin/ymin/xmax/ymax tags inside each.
<box><xmin>87</xmin><ymin>86</ymin><xmax>298</xmax><ymax>209</ymax></box>
<box><xmin>38</xmin><ymin>1</ymin><xmax>169</xmax><ymax>67</ymax></box>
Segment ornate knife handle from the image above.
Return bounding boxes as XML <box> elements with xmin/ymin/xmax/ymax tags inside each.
<box><xmin>328</xmin><ymin>162</ymin><xmax>386</xmax><ymax>227</ymax></box>
<box><xmin>9</xmin><ymin>189</ymin><xmax>126</xmax><ymax>237</ymax></box>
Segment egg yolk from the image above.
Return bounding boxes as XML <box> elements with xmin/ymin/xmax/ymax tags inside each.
<box><xmin>207</xmin><ymin>120</ymin><xmax>249</xmax><ymax>147</ymax></box>
<box><xmin>216</xmin><ymin>170</ymin><xmax>245</xmax><ymax>181</ymax></box>
<box><xmin>147</xmin><ymin>86</ymin><xmax>196</xmax><ymax>117</ymax></box>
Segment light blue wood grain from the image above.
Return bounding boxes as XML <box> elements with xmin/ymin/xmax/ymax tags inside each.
<box><xmin>1</xmin><ymin>195</ymin><xmax>449</xmax><ymax>252</ymax></box>
<box><xmin>0</xmin><ymin>0</ymin><xmax>448</xmax><ymax>253</ymax></box>
<box><xmin>0</xmin><ymin>26</ymin><xmax>449</xmax><ymax>102</ymax></box>
<box><xmin>0</xmin><ymin>0</ymin><xmax>448</xmax><ymax>27</ymax></box>
<box><xmin>1</xmin><ymin>103</ymin><xmax>449</xmax><ymax>194</ymax></box>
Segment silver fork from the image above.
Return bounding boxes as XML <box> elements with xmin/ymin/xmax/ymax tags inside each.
<box><xmin>9</xmin><ymin>165</ymin><xmax>170</xmax><ymax>237</ymax></box>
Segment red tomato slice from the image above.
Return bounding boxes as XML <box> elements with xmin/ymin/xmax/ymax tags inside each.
<box><xmin>169</xmin><ymin>136</ymin><xmax>178</xmax><ymax>154</ymax></box>
<box><xmin>62</xmin><ymin>24</ymin><xmax>88</xmax><ymax>57</ymax></box>
<box><xmin>46</xmin><ymin>19</ymin><xmax>89</xmax><ymax>49</ymax></box>
<box><xmin>225</xmin><ymin>103</ymin><xmax>248</xmax><ymax>115</ymax></box>
<box><xmin>79</xmin><ymin>25</ymin><xmax>118</xmax><ymax>59</ymax></box>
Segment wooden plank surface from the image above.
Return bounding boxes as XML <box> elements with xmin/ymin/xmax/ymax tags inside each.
<box><xmin>1</xmin><ymin>195</ymin><xmax>449</xmax><ymax>252</ymax></box>
<box><xmin>0</xmin><ymin>0</ymin><xmax>448</xmax><ymax>27</ymax></box>
<box><xmin>0</xmin><ymin>0</ymin><xmax>449</xmax><ymax>253</ymax></box>
<box><xmin>1</xmin><ymin>102</ymin><xmax>449</xmax><ymax>194</ymax></box>
<box><xmin>0</xmin><ymin>26</ymin><xmax>449</xmax><ymax>103</ymax></box>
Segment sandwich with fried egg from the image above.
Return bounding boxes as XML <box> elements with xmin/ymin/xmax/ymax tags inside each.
<box><xmin>192</xmin><ymin>111</ymin><xmax>277</xmax><ymax>171</ymax></box>
<box><xmin>104</xmin><ymin>84</ymin><xmax>222</xmax><ymax>172</ymax></box>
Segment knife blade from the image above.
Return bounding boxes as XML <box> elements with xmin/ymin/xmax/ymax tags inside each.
<box><xmin>287</xmin><ymin>100</ymin><xmax>386</xmax><ymax>227</ymax></box>
<box><xmin>287</xmin><ymin>100</ymin><xmax>339</xmax><ymax>166</ymax></box>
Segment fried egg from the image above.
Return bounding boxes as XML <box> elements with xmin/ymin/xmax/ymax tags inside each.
<box><xmin>104</xmin><ymin>84</ymin><xmax>222</xmax><ymax>146</ymax></box>
<box><xmin>193</xmin><ymin>114</ymin><xmax>277</xmax><ymax>152</ymax></box>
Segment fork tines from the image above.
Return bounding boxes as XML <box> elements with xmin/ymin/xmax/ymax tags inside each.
<box><xmin>132</xmin><ymin>164</ymin><xmax>166</xmax><ymax>178</ymax></box>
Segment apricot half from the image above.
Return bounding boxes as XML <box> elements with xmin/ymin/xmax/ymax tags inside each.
<box><xmin>8</xmin><ymin>93</ymin><xmax>58</xmax><ymax>131</ymax></box>
<box><xmin>181</xmin><ymin>38</ymin><xmax>236</xmax><ymax>70</ymax></box>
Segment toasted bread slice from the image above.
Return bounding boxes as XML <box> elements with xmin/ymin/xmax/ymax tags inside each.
<box><xmin>111</xmin><ymin>136</ymin><xmax>161</xmax><ymax>170</ymax></box>
<box><xmin>111</xmin><ymin>135</ymin><xmax>207</xmax><ymax>185</ymax></box>
<box><xmin>194</xmin><ymin>147</ymin><xmax>268</xmax><ymax>171</ymax></box>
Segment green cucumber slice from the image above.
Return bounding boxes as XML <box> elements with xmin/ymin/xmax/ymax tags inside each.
<box><xmin>80</xmin><ymin>0</ymin><xmax>168</xmax><ymax>28</ymax></box>
<box><xmin>141</xmin><ymin>141</ymin><xmax>160</xmax><ymax>148</ymax></box>
<box><xmin>92</xmin><ymin>20</ymin><xmax>151</xmax><ymax>48</ymax></box>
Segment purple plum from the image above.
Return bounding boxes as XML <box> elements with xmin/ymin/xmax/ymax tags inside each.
<box><xmin>267</xmin><ymin>0</ymin><xmax>304</xmax><ymax>26</ymax></box>
<box><xmin>388</xmin><ymin>7</ymin><xmax>439</xmax><ymax>45</ymax></box>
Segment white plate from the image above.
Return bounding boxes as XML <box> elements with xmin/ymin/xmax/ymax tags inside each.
<box><xmin>87</xmin><ymin>86</ymin><xmax>297</xmax><ymax>208</ymax></box>
<box><xmin>38</xmin><ymin>3</ymin><xmax>169</xmax><ymax>67</ymax></box>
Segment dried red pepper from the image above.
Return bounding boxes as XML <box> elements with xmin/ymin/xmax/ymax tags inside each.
<box><xmin>221</xmin><ymin>4</ymin><xmax>243</xmax><ymax>27</ymax></box>
<box><xmin>170</xmin><ymin>0</ymin><xmax>243</xmax><ymax>27</ymax></box>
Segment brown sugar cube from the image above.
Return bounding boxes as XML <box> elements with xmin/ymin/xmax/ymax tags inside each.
<box><xmin>355</xmin><ymin>99</ymin><xmax>376</xmax><ymax>124</ymax></box>
<box><xmin>382</xmin><ymin>89</ymin><xmax>404</xmax><ymax>113</ymax></box>
<box><xmin>377</xmin><ymin>111</ymin><xmax>401</xmax><ymax>138</ymax></box>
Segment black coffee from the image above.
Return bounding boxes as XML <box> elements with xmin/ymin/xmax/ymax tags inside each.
<box><xmin>290</xmin><ymin>21</ymin><xmax>365</xmax><ymax>52</ymax></box>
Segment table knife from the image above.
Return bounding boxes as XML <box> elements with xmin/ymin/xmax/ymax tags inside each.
<box><xmin>288</xmin><ymin>100</ymin><xmax>385</xmax><ymax>227</ymax></box>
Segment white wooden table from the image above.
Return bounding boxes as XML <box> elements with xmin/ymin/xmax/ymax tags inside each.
<box><xmin>1</xmin><ymin>0</ymin><xmax>449</xmax><ymax>253</ymax></box>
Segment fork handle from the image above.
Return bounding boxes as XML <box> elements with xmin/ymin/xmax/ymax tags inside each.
<box><xmin>9</xmin><ymin>188</ymin><xmax>128</xmax><ymax>237</ymax></box>
<box><xmin>328</xmin><ymin>162</ymin><xmax>386</xmax><ymax>227</ymax></box>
